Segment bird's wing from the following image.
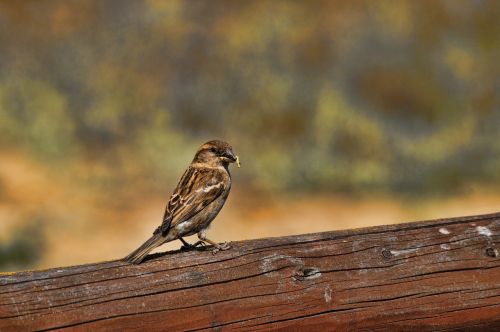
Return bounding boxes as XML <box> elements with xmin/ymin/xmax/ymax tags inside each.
<box><xmin>155</xmin><ymin>166</ymin><xmax>227</xmax><ymax>235</ymax></box>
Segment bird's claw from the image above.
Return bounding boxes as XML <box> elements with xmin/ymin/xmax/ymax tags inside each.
<box><xmin>181</xmin><ymin>240</ymin><xmax>207</xmax><ymax>251</ymax></box>
<box><xmin>194</xmin><ymin>240</ymin><xmax>207</xmax><ymax>248</ymax></box>
<box><xmin>180</xmin><ymin>244</ymin><xmax>191</xmax><ymax>251</ymax></box>
<box><xmin>212</xmin><ymin>242</ymin><xmax>231</xmax><ymax>254</ymax></box>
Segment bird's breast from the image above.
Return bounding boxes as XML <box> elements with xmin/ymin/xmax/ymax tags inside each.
<box><xmin>174</xmin><ymin>186</ymin><xmax>230</xmax><ymax>237</ymax></box>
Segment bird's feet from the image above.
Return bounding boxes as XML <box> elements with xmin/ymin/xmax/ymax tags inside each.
<box><xmin>212</xmin><ymin>242</ymin><xmax>231</xmax><ymax>254</ymax></box>
<box><xmin>180</xmin><ymin>240</ymin><xmax>207</xmax><ymax>251</ymax></box>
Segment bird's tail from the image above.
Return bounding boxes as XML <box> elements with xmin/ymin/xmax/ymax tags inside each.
<box><xmin>124</xmin><ymin>233</ymin><xmax>165</xmax><ymax>264</ymax></box>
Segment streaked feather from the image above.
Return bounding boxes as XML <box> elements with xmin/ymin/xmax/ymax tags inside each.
<box><xmin>156</xmin><ymin>166</ymin><xmax>227</xmax><ymax>235</ymax></box>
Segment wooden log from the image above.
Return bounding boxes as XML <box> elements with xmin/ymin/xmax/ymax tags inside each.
<box><xmin>1</xmin><ymin>212</ymin><xmax>499</xmax><ymax>331</ymax></box>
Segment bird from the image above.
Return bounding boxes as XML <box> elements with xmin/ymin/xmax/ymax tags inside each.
<box><xmin>124</xmin><ymin>140</ymin><xmax>240</xmax><ymax>264</ymax></box>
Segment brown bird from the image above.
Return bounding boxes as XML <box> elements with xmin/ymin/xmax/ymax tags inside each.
<box><xmin>124</xmin><ymin>140</ymin><xmax>240</xmax><ymax>264</ymax></box>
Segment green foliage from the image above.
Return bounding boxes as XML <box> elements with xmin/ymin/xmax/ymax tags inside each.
<box><xmin>0</xmin><ymin>221</ymin><xmax>45</xmax><ymax>271</ymax></box>
<box><xmin>0</xmin><ymin>1</ymin><xmax>498</xmax><ymax>195</ymax></box>
<box><xmin>134</xmin><ymin>111</ymin><xmax>195</xmax><ymax>186</ymax></box>
<box><xmin>0</xmin><ymin>79</ymin><xmax>75</xmax><ymax>159</ymax></box>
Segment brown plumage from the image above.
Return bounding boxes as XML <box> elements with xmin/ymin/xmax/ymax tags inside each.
<box><xmin>124</xmin><ymin>140</ymin><xmax>239</xmax><ymax>264</ymax></box>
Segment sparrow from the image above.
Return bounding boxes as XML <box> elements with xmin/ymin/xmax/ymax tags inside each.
<box><xmin>124</xmin><ymin>140</ymin><xmax>240</xmax><ymax>264</ymax></box>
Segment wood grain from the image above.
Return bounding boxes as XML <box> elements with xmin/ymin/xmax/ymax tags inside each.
<box><xmin>1</xmin><ymin>212</ymin><xmax>499</xmax><ymax>331</ymax></box>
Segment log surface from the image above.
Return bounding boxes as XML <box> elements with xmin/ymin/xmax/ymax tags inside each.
<box><xmin>1</xmin><ymin>213</ymin><xmax>500</xmax><ymax>331</ymax></box>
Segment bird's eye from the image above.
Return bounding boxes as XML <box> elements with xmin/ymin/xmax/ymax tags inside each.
<box><xmin>210</xmin><ymin>147</ymin><xmax>216</xmax><ymax>153</ymax></box>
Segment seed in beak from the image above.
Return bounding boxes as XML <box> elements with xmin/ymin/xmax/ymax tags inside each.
<box><xmin>236</xmin><ymin>156</ymin><xmax>241</xmax><ymax>168</ymax></box>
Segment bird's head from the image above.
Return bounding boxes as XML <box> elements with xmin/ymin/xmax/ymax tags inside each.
<box><xmin>193</xmin><ymin>140</ymin><xmax>240</xmax><ymax>168</ymax></box>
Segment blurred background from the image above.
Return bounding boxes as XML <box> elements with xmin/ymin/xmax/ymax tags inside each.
<box><xmin>0</xmin><ymin>0</ymin><xmax>499</xmax><ymax>271</ymax></box>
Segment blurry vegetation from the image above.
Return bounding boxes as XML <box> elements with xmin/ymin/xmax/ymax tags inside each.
<box><xmin>0</xmin><ymin>0</ymin><xmax>498</xmax><ymax>194</ymax></box>
<box><xmin>0</xmin><ymin>79</ymin><xmax>75</xmax><ymax>159</ymax></box>
<box><xmin>0</xmin><ymin>0</ymin><xmax>499</xmax><ymax>271</ymax></box>
<box><xmin>0</xmin><ymin>221</ymin><xmax>45</xmax><ymax>271</ymax></box>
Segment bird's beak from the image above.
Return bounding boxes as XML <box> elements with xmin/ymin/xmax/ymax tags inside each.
<box><xmin>222</xmin><ymin>149</ymin><xmax>237</xmax><ymax>162</ymax></box>
<box><xmin>222</xmin><ymin>149</ymin><xmax>240</xmax><ymax>167</ymax></box>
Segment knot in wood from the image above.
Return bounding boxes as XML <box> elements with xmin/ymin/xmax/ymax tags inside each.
<box><xmin>485</xmin><ymin>247</ymin><xmax>498</xmax><ymax>258</ymax></box>
<box><xmin>293</xmin><ymin>267</ymin><xmax>321</xmax><ymax>281</ymax></box>
<box><xmin>381</xmin><ymin>249</ymin><xmax>393</xmax><ymax>259</ymax></box>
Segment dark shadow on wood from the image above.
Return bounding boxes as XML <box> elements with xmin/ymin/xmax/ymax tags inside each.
<box><xmin>140</xmin><ymin>245</ymin><xmax>212</xmax><ymax>263</ymax></box>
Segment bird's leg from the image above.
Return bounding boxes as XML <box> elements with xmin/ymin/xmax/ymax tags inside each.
<box><xmin>179</xmin><ymin>237</ymin><xmax>206</xmax><ymax>251</ymax></box>
<box><xmin>179</xmin><ymin>237</ymin><xmax>192</xmax><ymax>250</ymax></box>
<box><xmin>197</xmin><ymin>231</ymin><xmax>230</xmax><ymax>254</ymax></box>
